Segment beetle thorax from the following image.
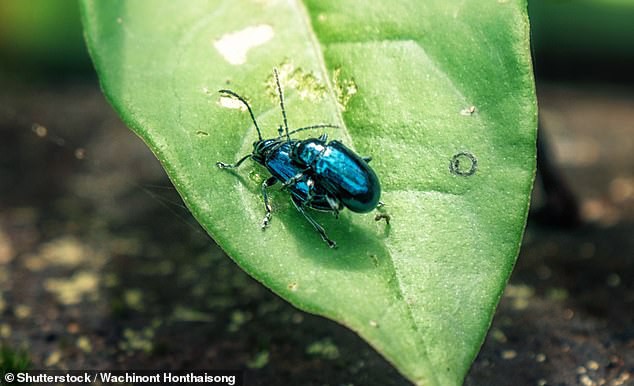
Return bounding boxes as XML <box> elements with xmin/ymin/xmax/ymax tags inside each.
<box><xmin>293</xmin><ymin>139</ymin><xmax>326</xmax><ymax>166</ymax></box>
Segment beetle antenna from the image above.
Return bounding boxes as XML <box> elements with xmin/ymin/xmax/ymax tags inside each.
<box><xmin>277</xmin><ymin>124</ymin><xmax>340</xmax><ymax>139</ymax></box>
<box><xmin>274</xmin><ymin>68</ymin><xmax>290</xmax><ymax>142</ymax></box>
<box><xmin>219</xmin><ymin>89</ymin><xmax>263</xmax><ymax>141</ymax></box>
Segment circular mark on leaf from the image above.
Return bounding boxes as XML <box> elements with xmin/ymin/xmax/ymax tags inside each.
<box><xmin>450</xmin><ymin>152</ymin><xmax>478</xmax><ymax>176</ymax></box>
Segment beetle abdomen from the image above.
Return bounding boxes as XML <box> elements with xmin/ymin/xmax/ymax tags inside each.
<box><xmin>314</xmin><ymin>141</ymin><xmax>381</xmax><ymax>213</ymax></box>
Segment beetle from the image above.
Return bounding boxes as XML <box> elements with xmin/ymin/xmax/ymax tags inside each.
<box><xmin>216</xmin><ymin>69</ymin><xmax>383</xmax><ymax>247</ymax></box>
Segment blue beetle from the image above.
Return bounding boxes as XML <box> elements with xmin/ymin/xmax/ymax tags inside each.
<box><xmin>289</xmin><ymin>137</ymin><xmax>381</xmax><ymax>213</ymax></box>
<box><xmin>216</xmin><ymin>69</ymin><xmax>383</xmax><ymax>247</ymax></box>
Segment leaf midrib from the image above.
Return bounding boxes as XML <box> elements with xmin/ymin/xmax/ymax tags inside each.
<box><xmin>292</xmin><ymin>1</ymin><xmax>441</xmax><ymax>384</ymax></box>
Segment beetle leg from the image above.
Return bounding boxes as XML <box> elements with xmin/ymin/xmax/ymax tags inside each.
<box><xmin>363</xmin><ymin>156</ymin><xmax>372</xmax><ymax>163</ymax></box>
<box><xmin>291</xmin><ymin>196</ymin><xmax>336</xmax><ymax>248</ymax></box>
<box><xmin>374</xmin><ymin>213</ymin><xmax>391</xmax><ymax>224</ymax></box>
<box><xmin>374</xmin><ymin>201</ymin><xmax>391</xmax><ymax>224</ymax></box>
<box><xmin>326</xmin><ymin>195</ymin><xmax>341</xmax><ymax>218</ymax></box>
<box><xmin>216</xmin><ymin>154</ymin><xmax>251</xmax><ymax>169</ymax></box>
<box><xmin>303</xmin><ymin>178</ymin><xmax>316</xmax><ymax>206</ymax></box>
<box><xmin>318</xmin><ymin>133</ymin><xmax>328</xmax><ymax>142</ymax></box>
<box><xmin>281</xmin><ymin>171</ymin><xmax>306</xmax><ymax>190</ymax></box>
<box><xmin>261</xmin><ymin>176</ymin><xmax>278</xmax><ymax>229</ymax></box>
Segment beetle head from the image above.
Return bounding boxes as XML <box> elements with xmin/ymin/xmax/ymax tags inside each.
<box><xmin>252</xmin><ymin>139</ymin><xmax>277</xmax><ymax>164</ymax></box>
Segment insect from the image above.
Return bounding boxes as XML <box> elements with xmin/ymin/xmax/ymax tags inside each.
<box><xmin>216</xmin><ymin>69</ymin><xmax>383</xmax><ymax>247</ymax></box>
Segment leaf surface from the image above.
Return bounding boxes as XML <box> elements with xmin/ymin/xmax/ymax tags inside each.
<box><xmin>81</xmin><ymin>1</ymin><xmax>536</xmax><ymax>384</ymax></box>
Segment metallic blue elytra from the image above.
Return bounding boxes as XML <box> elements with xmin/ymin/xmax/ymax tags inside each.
<box><xmin>216</xmin><ymin>69</ymin><xmax>384</xmax><ymax>248</ymax></box>
<box><xmin>292</xmin><ymin>139</ymin><xmax>381</xmax><ymax>213</ymax></box>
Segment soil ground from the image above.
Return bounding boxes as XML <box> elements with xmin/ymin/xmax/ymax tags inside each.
<box><xmin>0</xmin><ymin>77</ymin><xmax>632</xmax><ymax>385</ymax></box>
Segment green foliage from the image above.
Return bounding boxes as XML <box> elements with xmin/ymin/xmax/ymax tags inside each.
<box><xmin>0</xmin><ymin>345</ymin><xmax>31</xmax><ymax>375</ymax></box>
<box><xmin>80</xmin><ymin>1</ymin><xmax>536</xmax><ymax>384</ymax></box>
<box><xmin>530</xmin><ymin>0</ymin><xmax>634</xmax><ymax>59</ymax></box>
<box><xmin>0</xmin><ymin>0</ymin><xmax>89</xmax><ymax>69</ymax></box>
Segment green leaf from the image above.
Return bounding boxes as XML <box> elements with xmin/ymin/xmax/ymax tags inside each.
<box><xmin>80</xmin><ymin>1</ymin><xmax>536</xmax><ymax>385</ymax></box>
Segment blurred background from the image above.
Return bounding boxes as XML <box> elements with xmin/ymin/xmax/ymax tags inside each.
<box><xmin>0</xmin><ymin>1</ymin><xmax>632</xmax><ymax>384</ymax></box>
